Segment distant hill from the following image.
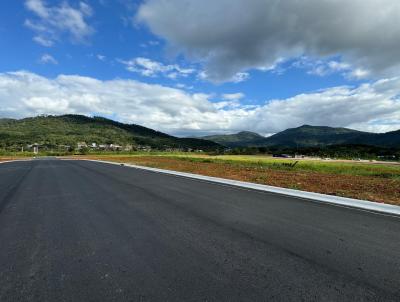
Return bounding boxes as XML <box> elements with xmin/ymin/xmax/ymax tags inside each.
<box><xmin>202</xmin><ymin>131</ymin><xmax>266</xmax><ymax>147</ymax></box>
<box><xmin>0</xmin><ymin>115</ymin><xmax>221</xmax><ymax>151</ymax></box>
<box><xmin>201</xmin><ymin>125</ymin><xmax>400</xmax><ymax>148</ymax></box>
<box><xmin>262</xmin><ymin>125</ymin><xmax>369</xmax><ymax>148</ymax></box>
<box><xmin>356</xmin><ymin>129</ymin><xmax>400</xmax><ymax>148</ymax></box>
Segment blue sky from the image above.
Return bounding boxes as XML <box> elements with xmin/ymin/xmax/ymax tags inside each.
<box><xmin>0</xmin><ymin>0</ymin><xmax>399</xmax><ymax>136</ymax></box>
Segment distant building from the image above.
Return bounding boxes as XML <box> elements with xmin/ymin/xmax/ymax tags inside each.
<box><xmin>109</xmin><ymin>144</ymin><xmax>122</xmax><ymax>151</ymax></box>
<box><xmin>273</xmin><ymin>154</ymin><xmax>293</xmax><ymax>158</ymax></box>
<box><xmin>124</xmin><ymin>144</ymin><xmax>133</xmax><ymax>151</ymax></box>
<box><xmin>165</xmin><ymin>148</ymin><xmax>182</xmax><ymax>152</ymax></box>
<box><xmin>32</xmin><ymin>143</ymin><xmax>39</xmax><ymax>154</ymax></box>
<box><xmin>77</xmin><ymin>142</ymin><xmax>87</xmax><ymax>149</ymax></box>
<box><xmin>27</xmin><ymin>143</ymin><xmax>40</xmax><ymax>154</ymax></box>
<box><xmin>137</xmin><ymin>145</ymin><xmax>152</xmax><ymax>151</ymax></box>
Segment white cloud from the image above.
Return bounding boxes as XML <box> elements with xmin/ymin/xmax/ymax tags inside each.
<box><xmin>119</xmin><ymin>57</ymin><xmax>195</xmax><ymax>79</ymax></box>
<box><xmin>140</xmin><ymin>40</ymin><xmax>160</xmax><ymax>48</ymax></box>
<box><xmin>349</xmin><ymin>68</ymin><xmax>371</xmax><ymax>80</ymax></box>
<box><xmin>239</xmin><ymin>83</ymin><xmax>400</xmax><ymax>134</ymax></box>
<box><xmin>175</xmin><ymin>83</ymin><xmax>193</xmax><ymax>90</ymax></box>
<box><xmin>294</xmin><ymin>58</ymin><xmax>351</xmax><ymax>77</ymax></box>
<box><xmin>293</xmin><ymin>57</ymin><xmax>371</xmax><ymax>80</ymax></box>
<box><xmin>39</xmin><ymin>54</ymin><xmax>58</xmax><ymax>65</ymax></box>
<box><xmin>222</xmin><ymin>93</ymin><xmax>245</xmax><ymax>101</ymax></box>
<box><xmin>25</xmin><ymin>0</ymin><xmax>94</xmax><ymax>46</ymax></box>
<box><xmin>213</xmin><ymin>100</ymin><xmax>241</xmax><ymax>110</ymax></box>
<box><xmin>96</xmin><ymin>54</ymin><xmax>106</xmax><ymax>61</ymax></box>
<box><xmin>199</xmin><ymin>70</ymin><xmax>250</xmax><ymax>83</ymax></box>
<box><xmin>137</xmin><ymin>0</ymin><xmax>400</xmax><ymax>82</ymax></box>
<box><xmin>33</xmin><ymin>35</ymin><xmax>54</xmax><ymax>47</ymax></box>
<box><xmin>231</xmin><ymin>72</ymin><xmax>250</xmax><ymax>83</ymax></box>
<box><xmin>0</xmin><ymin>71</ymin><xmax>399</xmax><ymax>136</ymax></box>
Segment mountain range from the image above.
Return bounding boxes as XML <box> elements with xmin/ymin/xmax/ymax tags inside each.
<box><xmin>1</xmin><ymin>115</ymin><xmax>399</xmax><ymax>152</ymax></box>
<box><xmin>201</xmin><ymin>125</ymin><xmax>400</xmax><ymax>148</ymax></box>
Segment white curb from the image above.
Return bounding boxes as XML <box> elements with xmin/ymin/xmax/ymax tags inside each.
<box><xmin>0</xmin><ymin>159</ymin><xmax>32</xmax><ymax>164</ymax></box>
<box><xmin>82</xmin><ymin>159</ymin><xmax>400</xmax><ymax>217</ymax></box>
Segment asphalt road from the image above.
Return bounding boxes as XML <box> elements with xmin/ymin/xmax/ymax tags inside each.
<box><xmin>0</xmin><ymin>159</ymin><xmax>399</xmax><ymax>301</ymax></box>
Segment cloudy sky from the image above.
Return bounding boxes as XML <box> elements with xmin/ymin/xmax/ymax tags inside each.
<box><xmin>0</xmin><ymin>0</ymin><xmax>399</xmax><ymax>136</ymax></box>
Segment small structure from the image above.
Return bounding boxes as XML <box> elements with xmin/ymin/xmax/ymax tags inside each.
<box><xmin>273</xmin><ymin>153</ymin><xmax>293</xmax><ymax>158</ymax></box>
<box><xmin>137</xmin><ymin>145</ymin><xmax>152</xmax><ymax>152</ymax></box>
<box><xmin>32</xmin><ymin>143</ymin><xmax>39</xmax><ymax>154</ymax></box>
<box><xmin>124</xmin><ymin>144</ymin><xmax>133</xmax><ymax>151</ymax></box>
<box><xmin>77</xmin><ymin>142</ymin><xmax>88</xmax><ymax>149</ymax></box>
<box><xmin>109</xmin><ymin>144</ymin><xmax>122</xmax><ymax>151</ymax></box>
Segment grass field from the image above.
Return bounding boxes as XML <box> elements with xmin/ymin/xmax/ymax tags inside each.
<box><xmin>161</xmin><ymin>154</ymin><xmax>400</xmax><ymax>178</ymax></box>
<box><xmin>69</xmin><ymin>153</ymin><xmax>400</xmax><ymax>206</ymax></box>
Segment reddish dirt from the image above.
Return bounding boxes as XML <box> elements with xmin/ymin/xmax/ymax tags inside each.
<box><xmin>72</xmin><ymin>155</ymin><xmax>400</xmax><ymax>206</ymax></box>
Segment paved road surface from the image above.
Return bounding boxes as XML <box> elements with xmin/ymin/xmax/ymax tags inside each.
<box><xmin>0</xmin><ymin>159</ymin><xmax>399</xmax><ymax>301</ymax></box>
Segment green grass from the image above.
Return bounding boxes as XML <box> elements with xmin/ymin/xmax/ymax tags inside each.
<box><xmin>150</xmin><ymin>154</ymin><xmax>400</xmax><ymax>179</ymax></box>
<box><xmin>4</xmin><ymin>151</ymin><xmax>400</xmax><ymax>179</ymax></box>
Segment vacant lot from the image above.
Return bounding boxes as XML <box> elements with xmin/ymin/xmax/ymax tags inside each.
<box><xmin>69</xmin><ymin>154</ymin><xmax>400</xmax><ymax>206</ymax></box>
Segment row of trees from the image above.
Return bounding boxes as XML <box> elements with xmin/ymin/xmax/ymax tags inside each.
<box><xmin>219</xmin><ymin>144</ymin><xmax>400</xmax><ymax>160</ymax></box>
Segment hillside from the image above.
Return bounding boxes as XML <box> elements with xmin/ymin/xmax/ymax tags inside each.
<box><xmin>355</xmin><ymin>129</ymin><xmax>400</xmax><ymax>148</ymax></box>
<box><xmin>0</xmin><ymin>115</ymin><xmax>220</xmax><ymax>151</ymax></box>
<box><xmin>202</xmin><ymin>131</ymin><xmax>266</xmax><ymax>147</ymax></box>
<box><xmin>201</xmin><ymin>125</ymin><xmax>400</xmax><ymax>148</ymax></box>
<box><xmin>263</xmin><ymin>125</ymin><xmax>369</xmax><ymax>148</ymax></box>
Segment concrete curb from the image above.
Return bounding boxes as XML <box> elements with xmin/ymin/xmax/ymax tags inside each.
<box><xmin>0</xmin><ymin>159</ymin><xmax>32</xmax><ymax>164</ymax></box>
<box><xmin>82</xmin><ymin>159</ymin><xmax>400</xmax><ymax>217</ymax></box>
